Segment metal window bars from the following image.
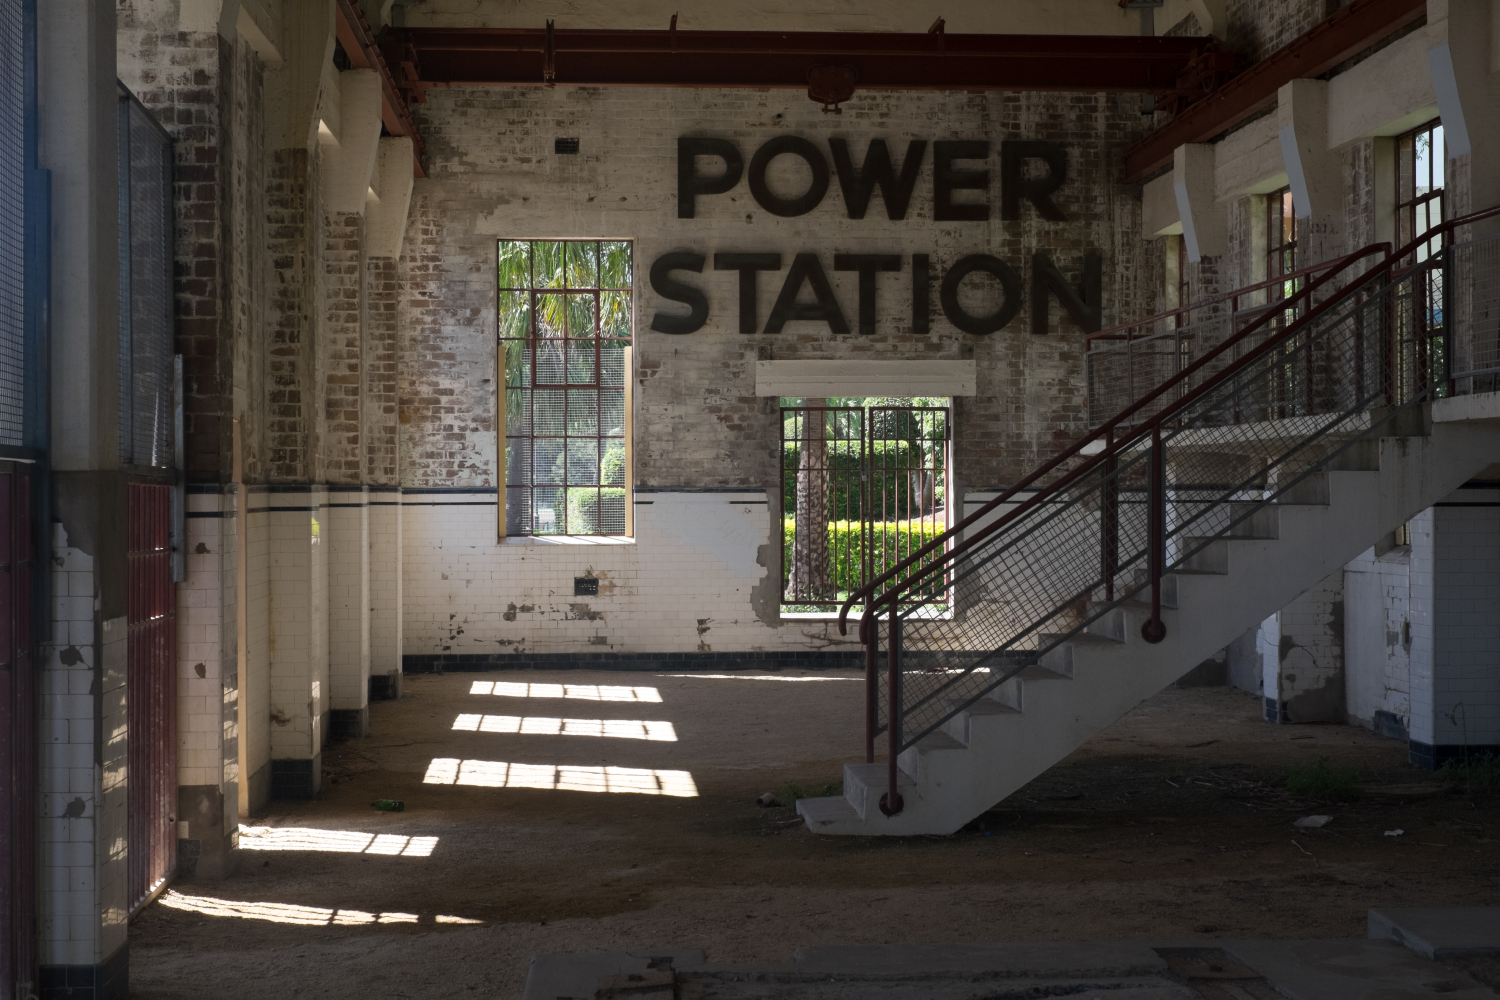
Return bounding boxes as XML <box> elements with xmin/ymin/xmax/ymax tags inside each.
<box><xmin>781</xmin><ymin>404</ymin><xmax>950</xmax><ymax>612</ymax></box>
<box><xmin>840</xmin><ymin>205</ymin><xmax>1500</xmax><ymax>816</ymax></box>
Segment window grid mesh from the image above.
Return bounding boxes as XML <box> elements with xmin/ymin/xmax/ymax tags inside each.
<box><xmin>499</xmin><ymin>240</ymin><xmax>632</xmax><ymax>535</ymax></box>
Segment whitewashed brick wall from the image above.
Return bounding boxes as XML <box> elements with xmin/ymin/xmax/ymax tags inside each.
<box><xmin>401</xmin><ymin>491</ymin><xmax>850</xmax><ymax>655</ymax></box>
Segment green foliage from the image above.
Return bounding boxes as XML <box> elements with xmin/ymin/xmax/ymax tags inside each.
<box><xmin>782</xmin><ymin>519</ymin><xmax>948</xmax><ymax>598</ymax></box>
<box><xmin>1439</xmin><ymin>753</ymin><xmax>1500</xmax><ymax>795</ymax></box>
<box><xmin>566</xmin><ymin>487</ymin><xmax>627</xmax><ymax>535</ymax></box>
<box><xmin>781</xmin><ymin>440</ymin><xmax>945</xmax><ymax>518</ymax></box>
<box><xmin>1285</xmin><ymin>756</ymin><xmax>1362</xmax><ymax>800</ymax></box>
<box><xmin>780</xmin><ymin>781</ymin><xmax>842</xmax><ymax>804</ymax></box>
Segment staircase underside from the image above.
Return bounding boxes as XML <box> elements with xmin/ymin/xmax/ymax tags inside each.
<box><xmin>799</xmin><ymin>402</ymin><xmax>1500</xmax><ymax>835</ymax></box>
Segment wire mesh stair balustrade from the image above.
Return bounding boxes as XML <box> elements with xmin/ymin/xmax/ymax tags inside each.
<box><xmin>838</xmin><ymin>206</ymin><xmax>1500</xmax><ymax>818</ymax></box>
<box><xmin>1086</xmin><ymin>254</ymin><xmax>1354</xmax><ymax>429</ymax></box>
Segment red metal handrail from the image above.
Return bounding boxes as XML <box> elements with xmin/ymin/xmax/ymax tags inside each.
<box><xmin>1084</xmin><ymin>254</ymin><xmax>1346</xmax><ymax>347</ymax></box>
<box><xmin>841</xmin><ymin>203</ymin><xmax>1500</xmax><ymax>810</ymax></box>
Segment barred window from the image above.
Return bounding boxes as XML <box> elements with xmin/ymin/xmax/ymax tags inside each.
<box><xmin>1396</xmin><ymin>119</ymin><xmax>1443</xmax><ymax>262</ymax></box>
<box><xmin>498</xmin><ymin>240</ymin><xmax>633</xmax><ymax>536</ymax></box>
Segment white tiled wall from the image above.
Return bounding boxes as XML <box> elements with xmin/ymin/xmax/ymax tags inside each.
<box><xmin>37</xmin><ymin>523</ymin><xmax>124</xmax><ymax>965</ymax></box>
<box><xmin>179</xmin><ymin>489</ymin><xmax>240</xmax><ymax>804</ymax></box>
<box><xmin>243</xmin><ymin>496</ymin><xmax>272</xmax><ymax>803</ymax></box>
<box><xmin>326</xmin><ymin>491</ymin><xmax>370</xmax><ymax>711</ymax></box>
<box><xmin>1344</xmin><ymin>544</ymin><xmax>1412</xmax><ymax>733</ymax></box>
<box><xmin>400</xmin><ymin>491</ymin><xmax>846</xmax><ymax>655</ymax></box>
<box><xmin>369</xmin><ymin>493</ymin><xmax>402</xmax><ymax>678</ymax></box>
<box><xmin>265</xmin><ymin>488</ymin><xmax>329</xmax><ymax>758</ymax></box>
<box><xmin>1409</xmin><ymin>490</ymin><xmax>1500</xmax><ymax>749</ymax></box>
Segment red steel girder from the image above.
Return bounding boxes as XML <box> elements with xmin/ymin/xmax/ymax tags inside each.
<box><xmin>399</xmin><ymin>28</ymin><xmax>1220</xmax><ymax>94</ymax></box>
<box><xmin>1123</xmin><ymin>0</ymin><xmax>1426</xmax><ymax>181</ymax></box>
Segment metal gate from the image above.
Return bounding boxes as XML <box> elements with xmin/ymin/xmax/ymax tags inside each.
<box><xmin>0</xmin><ymin>465</ymin><xmax>34</xmax><ymax>991</ymax></box>
<box><xmin>127</xmin><ymin>482</ymin><xmax>175</xmax><ymax>912</ymax></box>
<box><xmin>781</xmin><ymin>403</ymin><xmax>950</xmax><ymax>611</ymax></box>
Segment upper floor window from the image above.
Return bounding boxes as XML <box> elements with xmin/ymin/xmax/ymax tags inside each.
<box><xmin>1396</xmin><ymin>119</ymin><xmax>1444</xmax><ymax>261</ymax></box>
<box><xmin>1266</xmin><ymin>186</ymin><xmax>1298</xmax><ymax>292</ymax></box>
<box><xmin>498</xmin><ymin>240</ymin><xmax>633</xmax><ymax>536</ymax></box>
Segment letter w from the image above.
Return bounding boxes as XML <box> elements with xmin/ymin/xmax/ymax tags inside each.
<box><xmin>829</xmin><ymin>139</ymin><xmax>927</xmax><ymax>221</ymax></box>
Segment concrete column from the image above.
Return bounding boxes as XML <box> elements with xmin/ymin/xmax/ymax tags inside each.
<box><xmin>1261</xmin><ymin>569</ymin><xmax>1346</xmax><ymax>723</ymax></box>
<box><xmin>1343</xmin><ymin>544</ymin><xmax>1414</xmax><ymax>740</ymax></box>
<box><xmin>368</xmin><ymin>490</ymin><xmax>403</xmax><ymax>699</ymax></box>
<box><xmin>326</xmin><ymin>487</ymin><xmax>370</xmax><ymax>737</ymax></box>
<box><xmin>1407</xmin><ymin>486</ymin><xmax>1500</xmax><ymax>768</ymax></box>
<box><xmin>265</xmin><ymin>487</ymin><xmax>329</xmax><ymax>798</ymax></box>
<box><xmin>37</xmin><ymin>0</ymin><xmax>130</xmax><ymax>991</ymax></box>
<box><xmin>241</xmin><ymin>496</ymin><xmax>272</xmax><ymax>813</ymax></box>
<box><xmin>176</xmin><ymin>487</ymin><xmax>241</xmax><ymax>880</ymax></box>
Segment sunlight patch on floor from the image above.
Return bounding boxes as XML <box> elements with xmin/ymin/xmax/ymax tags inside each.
<box><xmin>158</xmin><ymin>890</ymin><xmax>426</xmax><ymax>927</ymax></box>
<box><xmin>451</xmin><ymin>714</ymin><xmax>677</xmax><ymax>741</ymax></box>
<box><xmin>658</xmin><ymin>673</ymin><xmax>860</xmax><ymax>682</ymax></box>
<box><xmin>237</xmin><ymin>826</ymin><xmax>438</xmax><ymax>857</ymax></box>
<box><xmin>469</xmin><ymin>681</ymin><xmax>663</xmax><ymax>702</ymax></box>
<box><xmin>422</xmin><ymin>758</ymin><xmax>698</xmax><ymax>796</ymax></box>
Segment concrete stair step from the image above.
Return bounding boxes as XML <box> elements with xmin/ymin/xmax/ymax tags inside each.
<box><xmin>1177</xmin><ymin>536</ymin><xmax>1230</xmax><ymax>575</ymax></box>
<box><xmin>1037</xmin><ymin>631</ymin><xmax>1122</xmax><ymax>676</ymax></box>
<box><xmin>795</xmin><ymin>795</ymin><xmax>860</xmax><ymax>831</ymax></box>
<box><xmin>1226</xmin><ymin>503</ymin><xmax>1281</xmax><ymax>538</ymax></box>
<box><xmin>1272</xmin><ymin>471</ymin><xmax>1330</xmax><ymax>505</ymax></box>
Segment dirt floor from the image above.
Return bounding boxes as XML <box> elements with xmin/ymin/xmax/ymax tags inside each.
<box><xmin>128</xmin><ymin>670</ymin><xmax>1500</xmax><ymax>999</ymax></box>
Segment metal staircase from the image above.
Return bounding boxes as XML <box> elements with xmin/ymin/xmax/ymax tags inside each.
<box><xmin>797</xmin><ymin>208</ymin><xmax>1500</xmax><ymax>836</ymax></box>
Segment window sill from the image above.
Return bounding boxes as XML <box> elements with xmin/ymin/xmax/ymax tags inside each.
<box><xmin>501</xmin><ymin>534</ymin><xmax>636</xmax><ymax>546</ymax></box>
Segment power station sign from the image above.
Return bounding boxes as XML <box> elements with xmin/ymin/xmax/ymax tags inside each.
<box><xmin>649</xmin><ymin>136</ymin><xmax>1102</xmax><ymax>337</ymax></box>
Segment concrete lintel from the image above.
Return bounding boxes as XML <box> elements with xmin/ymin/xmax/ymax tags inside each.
<box><xmin>754</xmin><ymin>359</ymin><xmax>977</xmax><ymax>397</ymax></box>
<box><xmin>1214</xmin><ymin>112</ymin><xmax>1286</xmax><ymax>201</ymax></box>
<box><xmin>1173</xmin><ymin>143</ymin><xmax>1226</xmax><ymax>261</ymax></box>
<box><xmin>265</xmin><ymin>0</ymin><xmax>334</xmax><ymax>152</ymax></box>
<box><xmin>366</xmin><ymin>137</ymin><xmax>415</xmax><ymax>257</ymax></box>
<box><xmin>323</xmin><ymin>69</ymin><xmax>384</xmax><ymax>215</ymax></box>
<box><xmin>1327</xmin><ymin>21</ymin><xmax>1442</xmax><ymax>149</ymax></box>
<box><xmin>1143</xmin><ymin>171</ymin><xmax>1182</xmax><ymax>236</ymax></box>
<box><xmin>178</xmin><ymin>0</ymin><xmax>241</xmax><ymax>40</ymax></box>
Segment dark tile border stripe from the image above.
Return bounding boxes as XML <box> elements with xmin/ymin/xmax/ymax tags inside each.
<box><xmin>1408</xmin><ymin>741</ymin><xmax>1500</xmax><ymax>770</ymax></box>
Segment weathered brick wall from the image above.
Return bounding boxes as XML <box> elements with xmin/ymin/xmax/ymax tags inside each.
<box><xmin>365</xmin><ymin>257</ymin><xmax>401</xmax><ymax>485</ymax></box>
<box><xmin>399</xmin><ymin>86</ymin><xmax>1157</xmax><ymax>492</ymax></box>
<box><xmin>324</xmin><ymin>212</ymin><xmax>365</xmax><ymax>484</ymax></box>
<box><xmin>267</xmin><ymin>148</ymin><xmax>328</xmax><ymax>483</ymax></box>
<box><xmin>1223</xmin><ymin>0</ymin><xmax>1330</xmax><ymax>62</ymax></box>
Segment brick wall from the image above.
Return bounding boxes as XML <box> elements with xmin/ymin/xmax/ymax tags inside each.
<box><xmin>399</xmin><ymin>86</ymin><xmax>1156</xmax><ymax>492</ymax></box>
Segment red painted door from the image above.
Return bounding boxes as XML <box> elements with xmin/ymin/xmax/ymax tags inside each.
<box><xmin>127</xmin><ymin>482</ymin><xmax>176</xmax><ymax>911</ymax></box>
<box><xmin>0</xmin><ymin>466</ymin><xmax>35</xmax><ymax>991</ymax></box>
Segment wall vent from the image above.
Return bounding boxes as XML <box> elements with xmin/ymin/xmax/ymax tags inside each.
<box><xmin>555</xmin><ymin>137</ymin><xmax>580</xmax><ymax>154</ymax></box>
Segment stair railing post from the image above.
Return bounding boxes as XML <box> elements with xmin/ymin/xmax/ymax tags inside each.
<box><xmin>863</xmin><ymin>615</ymin><xmax>876</xmax><ymax>764</ymax></box>
<box><xmin>1142</xmin><ymin>425</ymin><xmax>1167</xmax><ymax>643</ymax></box>
<box><xmin>1443</xmin><ymin>244</ymin><xmax>1455</xmax><ymax>397</ymax></box>
<box><xmin>879</xmin><ymin>592</ymin><xmax>904</xmax><ymax>816</ymax></box>
<box><xmin>1101</xmin><ymin>427</ymin><xmax>1117</xmax><ymax>603</ymax></box>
